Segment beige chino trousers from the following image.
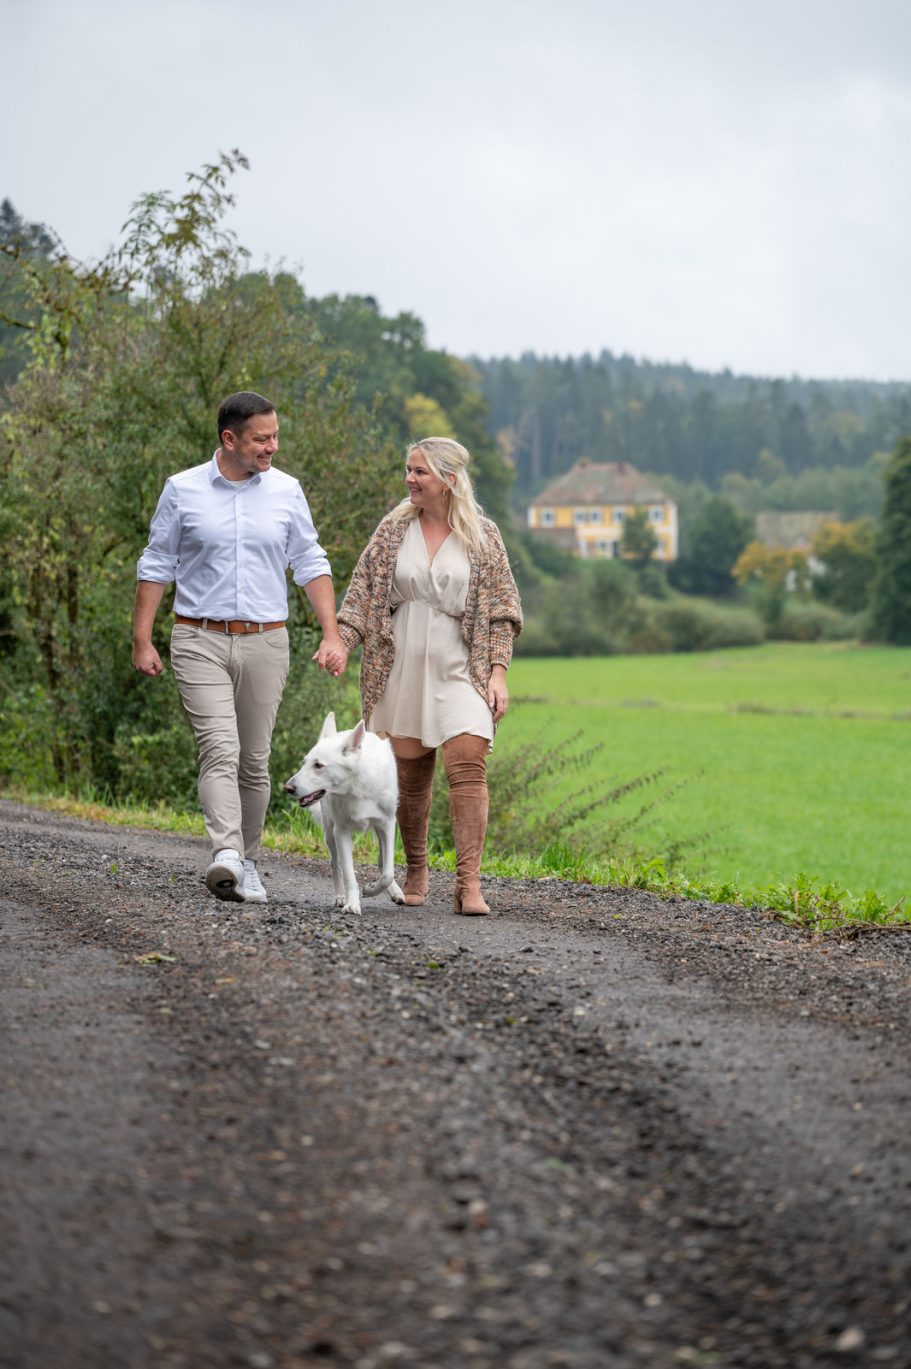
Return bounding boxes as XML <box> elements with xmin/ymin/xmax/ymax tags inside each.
<box><xmin>170</xmin><ymin>624</ymin><xmax>290</xmax><ymax>859</ymax></box>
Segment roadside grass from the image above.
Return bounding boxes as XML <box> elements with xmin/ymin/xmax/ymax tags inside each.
<box><xmin>505</xmin><ymin>642</ymin><xmax>911</xmax><ymax>908</ymax></box>
<box><xmin>5</xmin><ymin>781</ymin><xmax>908</xmax><ymax>936</ymax></box>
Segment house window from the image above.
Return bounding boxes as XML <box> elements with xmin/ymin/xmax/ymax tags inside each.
<box><xmin>650</xmin><ymin>506</ymin><xmax>663</xmax><ymax>522</ymax></box>
<box><xmin>614</xmin><ymin>508</ymin><xmax>626</xmax><ymax>523</ymax></box>
<box><xmin>539</xmin><ymin>508</ymin><xmax>555</xmax><ymax>527</ymax></box>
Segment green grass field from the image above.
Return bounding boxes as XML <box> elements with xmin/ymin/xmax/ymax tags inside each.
<box><xmin>503</xmin><ymin>643</ymin><xmax>911</xmax><ymax>905</ymax></box>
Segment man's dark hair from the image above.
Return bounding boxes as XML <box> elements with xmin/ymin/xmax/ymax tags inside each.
<box><xmin>217</xmin><ymin>392</ymin><xmax>276</xmax><ymax>443</ymax></box>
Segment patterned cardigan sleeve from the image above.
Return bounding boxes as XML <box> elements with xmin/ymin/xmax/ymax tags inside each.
<box><xmin>486</xmin><ymin>523</ymin><xmax>523</xmax><ymax>668</ymax></box>
<box><xmin>336</xmin><ymin>535</ymin><xmax>377</xmax><ymax>650</ymax></box>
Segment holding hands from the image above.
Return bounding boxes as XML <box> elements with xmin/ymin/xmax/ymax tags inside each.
<box><xmin>313</xmin><ymin>634</ymin><xmax>349</xmax><ymax>678</ymax></box>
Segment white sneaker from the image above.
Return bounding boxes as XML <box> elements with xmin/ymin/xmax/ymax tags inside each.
<box><xmin>205</xmin><ymin>848</ymin><xmax>245</xmax><ymax>902</ymax></box>
<box><xmin>242</xmin><ymin>859</ymin><xmax>268</xmax><ymax>904</ymax></box>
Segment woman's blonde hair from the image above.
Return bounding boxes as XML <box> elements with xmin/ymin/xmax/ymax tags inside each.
<box><xmin>392</xmin><ymin>436</ymin><xmax>486</xmax><ymax>556</ymax></box>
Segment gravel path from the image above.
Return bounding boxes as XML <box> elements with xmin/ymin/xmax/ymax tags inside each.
<box><xmin>2</xmin><ymin>798</ymin><xmax>910</xmax><ymax>1369</ymax></box>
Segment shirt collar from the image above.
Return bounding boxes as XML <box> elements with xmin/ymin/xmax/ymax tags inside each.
<box><xmin>209</xmin><ymin>450</ymin><xmax>263</xmax><ymax>488</ymax></box>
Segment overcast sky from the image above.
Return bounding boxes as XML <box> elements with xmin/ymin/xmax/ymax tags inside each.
<box><xmin>4</xmin><ymin>0</ymin><xmax>910</xmax><ymax>381</ymax></box>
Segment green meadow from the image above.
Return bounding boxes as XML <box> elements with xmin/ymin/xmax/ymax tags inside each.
<box><xmin>503</xmin><ymin>643</ymin><xmax>911</xmax><ymax>905</ymax></box>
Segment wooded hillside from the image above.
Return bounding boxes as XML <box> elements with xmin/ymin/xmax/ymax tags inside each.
<box><xmin>473</xmin><ymin>351</ymin><xmax>911</xmax><ymax>515</ymax></box>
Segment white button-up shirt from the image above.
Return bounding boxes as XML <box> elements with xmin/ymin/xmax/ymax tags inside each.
<box><xmin>136</xmin><ymin>454</ymin><xmax>332</xmax><ymax>620</ymax></box>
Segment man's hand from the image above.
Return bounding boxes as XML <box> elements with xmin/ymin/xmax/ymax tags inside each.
<box><xmin>133</xmin><ymin>581</ymin><xmax>167</xmax><ymax>677</ymax></box>
<box><xmin>313</xmin><ymin>634</ymin><xmax>348</xmax><ymax>678</ymax></box>
<box><xmin>303</xmin><ymin>576</ymin><xmax>348</xmax><ymax>677</ymax></box>
<box><xmin>133</xmin><ymin>642</ymin><xmax>164</xmax><ymax>677</ymax></box>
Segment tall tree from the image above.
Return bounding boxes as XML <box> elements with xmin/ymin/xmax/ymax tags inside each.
<box><xmin>669</xmin><ymin>496</ymin><xmax>753</xmax><ymax>597</ymax></box>
<box><xmin>810</xmin><ymin>520</ymin><xmax>877</xmax><ymax>613</ymax></box>
<box><xmin>0</xmin><ymin>198</ymin><xmax>56</xmax><ymax>383</ymax></box>
<box><xmin>868</xmin><ymin>438</ymin><xmax>911</xmax><ymax>643</ymax></box>
<box><xmin>620</xmin><ymin>507</ymin><xmax>658</xmax><ymax>567</ymax></box>
<box><xmin>0</xmin><ymin>155</ymin><xmax>398</xmax><ymax>794</ymax></box>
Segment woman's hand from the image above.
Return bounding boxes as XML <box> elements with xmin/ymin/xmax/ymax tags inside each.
<box><xmin>313</xmin><ymin>634</ymin><xmax>349</xmax><ymax>678</ymax></box>
<box><xmin>488</xmin><ymin>665</ymin><xmax>509</xmax><ymax>723</ymax></box>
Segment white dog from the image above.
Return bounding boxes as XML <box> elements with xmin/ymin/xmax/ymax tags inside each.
<box><xmin>283</xmin><ymin>712</ymin><xmax>405</xmax><ymax>914</ymax></box>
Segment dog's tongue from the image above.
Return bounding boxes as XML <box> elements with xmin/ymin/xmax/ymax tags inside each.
<box><xmin>298</xmin><ymin>789</ymin><xmax>325</xmax><ymax>808</ymax></box>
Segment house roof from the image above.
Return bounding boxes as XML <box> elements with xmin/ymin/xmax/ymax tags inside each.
<box><xmin>529</xmin><ymin>460</ymin><xmax>673</xmax><ymax>507</ymax></box>
<box><xmin>755</xmin><ymin>511</ymin><xmax>838</xmax><ymax>551</ymax></box>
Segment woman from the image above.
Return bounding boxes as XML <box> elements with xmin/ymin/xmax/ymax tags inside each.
<box><xmin>337</xmin><ymin>438</ymin><xmax>522</xmax><ymax>914</ymax></box>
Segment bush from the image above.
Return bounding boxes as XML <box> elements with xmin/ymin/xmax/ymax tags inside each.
<box><xmin>0</xmin><ymin>682</ymin><xmax>59</xmax><ymax>791</ymax></box>
<box><xmin>514</xmin><ymin>557</ymin><xmax>648</xmax><ymax>658</ymax></box>
<box><xmin>634</xmin><ymin>560</ymin><xmax>670</xmax><ymax>599</ymax></box>
<box><xmin>512</xmin><ymin>616</ymin><xmax>566</xmax><ymax>657</ymax></box>
<box><xmin>625</xmin><ymin>618</ymin><xmax>674</xmax><ymax>654</ymax></box>
<box><xmin>653</xmin><ymin>599</ymin><xmax>765</xmax><ymax>652</ymax></box>
<box><xmin>111</xmin><ymin>715</ymin><xmax>199</xmax><ymax>808</ymax></box>
<box><xmin>769</xmin><ymin>601</ymin><xmax>856</xmax><ymax>642</ymax></box>
<box><xmin>514</xmin><ymin>570</ymin><xmax>624</xmax><ymax>657</ymax></box>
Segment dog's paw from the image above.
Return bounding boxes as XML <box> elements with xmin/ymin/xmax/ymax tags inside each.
<box><xmin>333</xmin><ymin>895</ymin><xmax>346</xmax><ymax>908</ymax></box>
<box><xmin>388</xmin><ymin>880</ymin><xmax>405</xmax><ymax>905</ymax></box>
<box><xmin>362</xmin><ymin>875</ymin><xmax>392</xmax><ymax>898</ymax></box>
<box><xmin>342</xmin><ymin>901</ymin><xmax>361</xmax><ymax>915</ymax></box>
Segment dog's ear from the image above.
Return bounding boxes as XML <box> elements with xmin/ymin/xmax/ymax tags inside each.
<box><xmin>319</xmin><ymin>711</ymin><xmax>337</xmax><ymax>740</ymax></box>
<box><xmin>344</xmin><ymin>720</ymin><xmax>366</xmax><ymax>753</ymax></box>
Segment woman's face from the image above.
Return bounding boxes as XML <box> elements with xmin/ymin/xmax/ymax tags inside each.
<box><xmin>405</xmin><ymin>450</ymin><xmax>450</xmax><ymax>509</ymax></box>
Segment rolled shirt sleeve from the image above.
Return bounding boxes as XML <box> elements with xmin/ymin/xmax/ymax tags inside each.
<box><xmin>136</xmin><ymin>480</ymin><xmax>180</xmax><ymax>584</ymax></box>
<box><xmin>287</xmin><ymin>482</ymin><xmax>332</xmax><ymax>587</ymax></box>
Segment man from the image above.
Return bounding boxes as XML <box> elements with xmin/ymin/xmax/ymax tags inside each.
<box><xmin>133</xmin><ymin>391</ymin><xmax>347</xmax><ymax>904</ymax></box>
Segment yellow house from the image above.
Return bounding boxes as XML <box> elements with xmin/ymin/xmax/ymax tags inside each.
<box><xmin>527</xmin><ymin>459</ymin><xmax>678</xmax><ymax>561</ymax></box>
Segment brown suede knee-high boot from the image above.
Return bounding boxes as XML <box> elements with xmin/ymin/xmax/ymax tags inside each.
<box><xmin>395</xmin><ymin>750</ymin><xmax>437</xmax><ymax>905</ymax></box>
<box><xmin>442</xmin><ymin>733</ymin><xmax>490</xmax><ymax>915</ymax></box>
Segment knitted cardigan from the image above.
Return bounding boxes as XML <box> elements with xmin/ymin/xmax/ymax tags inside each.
<box><xmin>337</xmin><ymin>511</ymin><xmax>523</xmax><ymax>724</ymax></box>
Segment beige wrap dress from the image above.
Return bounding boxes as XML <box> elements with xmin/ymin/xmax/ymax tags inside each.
<box><xmin>368</xmin><ymin>518</ymin><xmax>494</xmax><ymax>748</ymax></box>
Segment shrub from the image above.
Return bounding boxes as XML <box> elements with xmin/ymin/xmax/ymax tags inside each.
<box><xmin>0</xmin><ymin>682</ymin><xmax>59</xmax><ymax>791</ymax></box>
<box><xmin>653</xmin><ymin>599</ymin><xmax>765</xmax><ymax>652</ymax></box>
<box><xmin>512</xmin><ymin>616</ymin><xmax>565</xmax><ymax>657</ymax></box>
<box><xmin>769</xmin><ymin>601</ymin><xmax>855</xmax><ymax>642</ymax></box>
<box><xmin>515</xmin><ymin>575</ymin><xmax>622</xmax><ymax>657</ymax></box>
<box><xmin>111</xmin><ymin>716</ymin><xmax>199</xmax><ymax>808</ymax></box>
<box><xmin>626</xmin><ymin>618</ymin><xmax>674</xmax><ymax>654</ymax></box>
<box><xmin>635</xmin><ymin>561</ymin><xmax>670</xmax><ymax>599</ymax></box>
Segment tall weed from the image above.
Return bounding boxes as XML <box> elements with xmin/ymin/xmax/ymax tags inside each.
<box><xmin>427</xmin><ymin>718</ymin><xmax>691</xmax><ymax>866</ymax></box>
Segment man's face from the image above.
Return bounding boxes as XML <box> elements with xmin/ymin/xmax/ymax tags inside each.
<box><xmin>220</xmin><ymin>411</ymin><xmax>279</xmax><ymax>478</ymax></box>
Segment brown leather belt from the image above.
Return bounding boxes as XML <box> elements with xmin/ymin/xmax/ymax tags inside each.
<box><xmin>175</xmin><ymin>616</ymin><xmax>287</xmax><ymax>635</ymax></box>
